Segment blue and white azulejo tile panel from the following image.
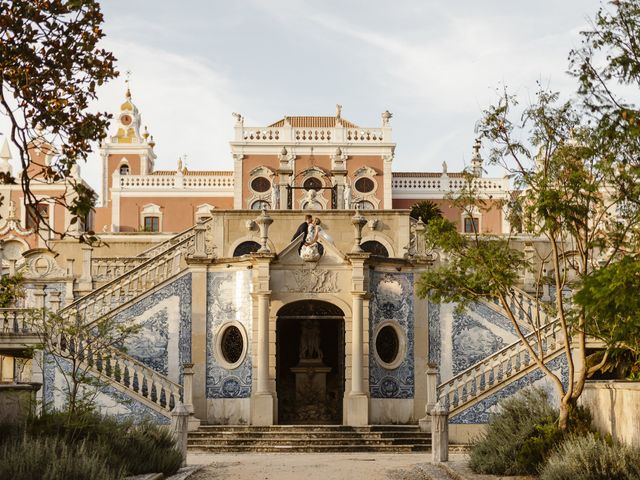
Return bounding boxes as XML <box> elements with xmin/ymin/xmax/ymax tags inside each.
<box><xmin>369</xmin><ymin>272</ymin><xmax>415</xmax><ymax>399</ymax></box>
<box><xmin>206</xmin><ymin>270</ymin><xmax>253</xmax><ymax>399</ymax></box>
<box><xmin>43</xmin><ymin>354</ymin><xmax>169</xmax><ymax>424</ymax></box>
<box><xmin>433</xmin><ymin>300</ymin><xmax>518</xmax><ymax>384</ymax></box>
<box><xmin>450</xmin><ymin>353</ymin><xmax>569</xmax><ymax>424</ymax></box>
<box><xmin>113</xmin><ymin>273</ymin><xmax>192</xmax><ymax>383</ymax></box>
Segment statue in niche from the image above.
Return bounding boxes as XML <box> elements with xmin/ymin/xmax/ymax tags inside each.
<box><xmin>344</xmin><ymin>180</ymin><xmax>352</xmax><ymax>209</ymax></box>
<box><xmin>299</xmin><ymin>319</ymin><xmax>323</xmax><ymax>361</ymax></box>
<box><xmin>270</xmin><ymin>173</ymin><xmax>279</xmax><ymax>209</ymax></box>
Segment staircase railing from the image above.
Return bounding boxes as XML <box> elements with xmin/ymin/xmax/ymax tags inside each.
<box><xmin>58</xmin><ymin>334</ymin><xmax>182</xmax><ymax>417</ymax></box>
<box><xmin>137</xmin><ymin>219</ymin><xmax>210</xmax><ymax>259</ymax></box>
<box><xmin>0</xmin><ymin>308</ymin><xmax>35</xmax><ymax>334</ymax></box>
<box><xmin>437</xmin><ymin>288</ymin><xmax>562</xmax><ymax>415</ymax></box>
<box><xmin>59</xmin><ymin>235</ymin><xmax>193</xmax><ymax>326</ymax></box>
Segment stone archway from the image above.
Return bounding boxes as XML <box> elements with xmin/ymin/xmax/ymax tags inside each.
<box><xmin>276</xmin><ymin>300</ymin><xmax>345</xmax><ymax>424</ymax></box>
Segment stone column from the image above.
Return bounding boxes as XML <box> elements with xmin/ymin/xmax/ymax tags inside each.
<box><xmin>346</xmin><ymin>253</ymin><xmax>370</xmax><ymax>426</ymax></box>
<box><xmin>188</xmin><ymin>264</ymin><xmax>208</xmax><ymax>422</ymax></box>
<box><xmin>351</xmin><ymin>291</ymin><xmax>365</xmax><ymax>395</ymax></box>
<box><xmin>257</xmin><ymin>292</ymin><xmax>271</xmax><ymax>394</ymax></box>
<box><xmin>251</xmin><ymin>253</ymin><xmax>275</xmax><ymax>426</ymax></box>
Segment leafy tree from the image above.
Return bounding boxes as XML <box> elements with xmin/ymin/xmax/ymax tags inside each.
<box><xmin>0</xmin><ymin>0</ymin><xmax>118</xmax><ymax>243</ymax></box>
<box><xmin>420</xmin><ymin>85</ymin><xmax>640</xmax><ymax>430</ymax></box>
<box><xmin>410</xmin><ymin>200</ymin><xmax>443</xmax><ymax>223</ymax></box>
<box><xmin>420</xmin><ymin>1</ymin><xmax>640</xmax><ymax>431</ymax></box>
<box><xmin>33</xmin><ymin>309</ymin><xmax>140</xmax><ymax>414</ymax></box>
<box><xmin>574</xmin><ymin>256</ymin><xmax>640</xmax><ymax>378</ymax></box>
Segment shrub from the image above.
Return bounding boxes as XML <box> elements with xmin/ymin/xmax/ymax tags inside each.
<box><xmin>540</xmin><ymin>433</ymin><xmax>640</xmax><ymax>480</ymax></box>
<box><xmin>469</xmin><ymin>387</ymin><xmax>563</xmax><ymax>475</ymax></box>
<box><xmin>1</xmin><ymin>411</ymin><xmax>183</xmax><ymax>477</ymax></box>
<box><xmin>0</xmin><ymin>436</ymin><xmax>122</xmax><ymax>480</ymax></box>
<box><xmin>101</xmin><ymin>420</ymin><xmax>184</xmax><ymax>475</ymax></box>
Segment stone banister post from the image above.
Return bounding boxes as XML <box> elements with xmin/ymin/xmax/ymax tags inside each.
<box><xmin>431</xmin><ymin>400</ymin><xmax>449</xmax><ymax>463</ymax></box>
<box><xmin>78</xmin><ymin>245</ymin><xmax>93</xmax><ymax>292</ymax></box>
<box><xmin>33</xmin><ymin>286</ymin><xmax>46</xmax><ymax>310</ymax></box>
<box><xmin>419</xmin><ymin>363</ymin><xmax>439</xmax><ymax>431</ymax></box>
<box><xmin>65</xmin><ymin>259</ymin><xmax>75</xmax><ymax>304</ymax></box>
<box><xmin>191</xmin><ymin>220</ymin><xmax>208</xmax><ymax>259</ymax></box>
<box><xmin>48</xmin><ymin>290</ymin><xmax>61</xmax><ymax>312</ymax></box>
<box><xmin>182</xmin><ymin>362</ymin><xmax>201</xmax><ymax>431</ymax></box>
<box><xmin>170</xmin><ymin>403</ymin><xmax>189</xmax><ymax>467</ymax></box>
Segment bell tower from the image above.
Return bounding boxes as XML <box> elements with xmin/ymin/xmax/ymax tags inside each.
<box><xmin>99</xmin><ymin>83</ymin><xmax>156</xmax><ymax>206</ymax></box>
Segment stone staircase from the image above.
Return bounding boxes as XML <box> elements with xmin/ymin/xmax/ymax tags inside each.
<box><xmin>3</xmin><ymin>226</ymin><xmax>204</xmax><ymax>419</ymax></box>
<box><xmin>437</xmin><ymin>287</ymin><xmax>563</xmax><ymax>418</ymax></box>
<box><xmin>188</xmin><ymin>425</ymin><xmax>431</xmax><ymax>453</ymax></box>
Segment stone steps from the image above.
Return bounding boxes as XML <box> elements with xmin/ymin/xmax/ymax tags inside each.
<box><xmin>188</xmin><ymin>425</ymin><xmax>432</xmax><ymax>453</ymax></box>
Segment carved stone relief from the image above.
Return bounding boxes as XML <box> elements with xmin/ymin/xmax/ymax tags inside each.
<box><xmin>284</xmin><ymin>268</ymin><xmax>339</xmax><ymax>293</ymax></box>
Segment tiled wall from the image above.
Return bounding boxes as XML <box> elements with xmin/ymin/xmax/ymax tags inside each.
<box><xmin>369</xmin><ymin>272</ymin><xmax>415</xmax><ymax>399</ymax></box>
<box><xmin>206</xmin><ymin>270</ymin><xmax>253</xmax><ymax>399</ymax></box>
<box><xmin>113</xmin><ymin>273</ymin><xmax>192</xmax><ymax>383</ymax></box>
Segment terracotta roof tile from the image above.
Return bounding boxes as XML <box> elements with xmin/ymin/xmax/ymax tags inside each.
<box><xmin>268</xmin><ymin>116</ymin><xmax>359</xmax><ymax>128</ymax></box>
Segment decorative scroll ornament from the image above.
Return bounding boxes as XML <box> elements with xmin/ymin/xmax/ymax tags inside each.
<box><xmin>285</xmin><ymin>268</ymin><xmax>339</xmax><ymax>293</ymax></box>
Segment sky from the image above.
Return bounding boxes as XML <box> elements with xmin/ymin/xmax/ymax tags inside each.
<box><xmin>1</xmin><ymin>0</ymin><xmax>604</xmax><ymax>198</ymax></box>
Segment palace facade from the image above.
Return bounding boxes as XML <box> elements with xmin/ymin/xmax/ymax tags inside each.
<box><xmin>0</xmin><ymin>89</ymin><xmax>564</xmax><ymax>444</ymax></box>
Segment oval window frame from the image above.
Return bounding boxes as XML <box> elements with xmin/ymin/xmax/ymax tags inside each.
<box><xmin>251</xmin><ymin>176</ymin><xmax>271</xmax><ymax>193</ymax></box>
<box><xmin>373</xmin><ymin>320</ymin><xmax>407</xmax><ymax>370</ymax></box>
<box><xmin>215</xmin><ymin>321</ymin><xmax>248</xmax><ymax>370</ymax></box>
<box><xmin>354</xmin><ymin>177</ymin><xmax>375</xmax><ymax>193</ymax></box>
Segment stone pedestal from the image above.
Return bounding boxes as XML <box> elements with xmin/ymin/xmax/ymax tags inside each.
<box><xmin>251</xmin><ymin>393</ymin><xmax>275</xmax><ymax>426</ymax></box>
<box><xmin>291</xmin><ymin>359</ymin><xmax>331</xmax><ymax>402</ymax></box>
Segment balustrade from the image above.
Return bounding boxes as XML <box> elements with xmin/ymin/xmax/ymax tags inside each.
<box><xmin>437</xmin><ymin>291</ymin><xmax>562</xmax><ymax>414</ymax></box>
<box><xmin>0</xmin><ymin>308</ymin><xmax>34</xmax><ymax>334</ymax></box>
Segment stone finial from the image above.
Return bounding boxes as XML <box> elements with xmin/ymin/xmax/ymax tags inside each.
<box><xmin>471</xmin><ymin>138</ymin><xmax>483</xmax><ymax>177</ymax></box>
<box><xmin>0</xmin><ymin>138</ymin><xmax>12</xmax><ymax>176</ymax></box>
<box><xmin>350</xmin><ymin>209</ymin><xmax>367</xmax><ymax>253</ymax></box>
<box><xmin>442</xmin><ymin>161</ymin><xmax>448</xmax><ymax>174</ymax></box>
<box><xmin>335</xmin><ymin>104</ymin><xmax>342</xmax><ymax>119</ymax></box>
<box><xmin>382</xmin><ymin>110</ymin><xmax>392</xmax><ymax>126</ymax></box>
<box><xmin>256</xmin><ymin>209</ymin><xmax>273</xmax><ymax>253</ymax></box>
<box><xmin>177</xmin><ymin>156</ymin><xmax>183</xmax><ymax>173</ymax></box>
<box><xmin>232</xmin><ymin>112</ymin><xmax>244</xmax><ymax>126</ymax></box>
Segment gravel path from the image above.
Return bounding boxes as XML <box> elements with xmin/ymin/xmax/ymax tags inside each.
<box><xmin>187</xmin><ymin>452</ymin><xmax>460</xmax><ymax>480</ymax></box>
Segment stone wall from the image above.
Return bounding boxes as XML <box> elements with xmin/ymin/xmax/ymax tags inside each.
<box><xmin>579</xmin><ymin>381</ymin><xmax>640</xmax><ymax>447</ymax></box>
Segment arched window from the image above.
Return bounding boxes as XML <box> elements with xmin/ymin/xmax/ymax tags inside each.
<box><xmin>354</xmin><ymin>200</ymin><xmax>375</xmax><ymax>210</ymax></box>
<box><xmin>250</xmin><ymin>200</ymin><xmax>270</xmax><ymax>210</ymax></box>
<box><xmin>361</xmin><ymin>240</ymin><xmax>389</xmax><ymax>257</ymax></box>
<box><xmin>233</xmin><ymin>241</ymin><xmax>261</xmax><ymax>257</ymax></box>
<box><xmin>119</xmin><ymin>164</ymin><xmax>130</xmax><ymax>175</ymax></box>
<box><xmin>303</xmin><ymin>177</ymin><xmax>322</xmax><ymax>191</ymax></box>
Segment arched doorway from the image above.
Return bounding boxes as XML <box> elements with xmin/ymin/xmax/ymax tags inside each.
<box><xmin>276</xmin><ymin>300</ymin><xmax>345</xmax><ymax>424</ymax></box>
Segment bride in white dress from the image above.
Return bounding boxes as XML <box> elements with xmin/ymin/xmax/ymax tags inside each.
<box><xmin>300</xmin><ymin>218</ymin><xmax>333</xmax><ymax>261</ymax></box>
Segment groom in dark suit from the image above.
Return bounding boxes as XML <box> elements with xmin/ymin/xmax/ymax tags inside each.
<box><xmin>292</xmin><ymin>214</ymin><xmax>313</xmax><ymax>253</ymax></box>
